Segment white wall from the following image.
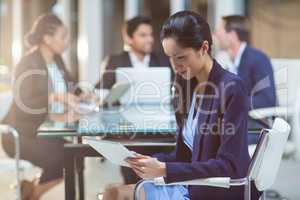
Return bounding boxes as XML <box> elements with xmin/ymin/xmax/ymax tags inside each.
<box><xmin>124</xmin><ymin>0</ymin><xmax>139</xmax><ymax>20</ymax></box>
<box><xmin>212</xmin><ymin>0</ymin><xmax>245</xmax><ymax>26</ymax></box>
<box><xmin>170</xmin><ymin>0</ymin><xmax>186</xmax><ymax>15</ymax></box>
<box><xmin>11</xmin><ymin>0</ymin><xmax>23</xmax><ymax>68</ymax></box>
<box><xmin>78</xmin><ymin>0</ymin><xmax>103</xmax><ymax>86</ymax></box>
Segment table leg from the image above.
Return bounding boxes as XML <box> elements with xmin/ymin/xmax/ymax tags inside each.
<box><xmin>76</xmin><ymin>156</ymin><xmax>85</xmax><ymax>200</ymax></box>
<box><xmin>64</xmin><ymin>143</ymin><xmax>98</xmax><ymax>200</ymax></box>
<box><xmin>64</xmin><ymin>145</ymin><xmax>76</xmax><ymax>200</ymax></box>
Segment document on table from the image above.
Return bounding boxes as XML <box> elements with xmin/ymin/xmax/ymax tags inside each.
<box><xmin>77</xmin><ymin>102</ymin><xmax>100</xmax><ymax>113</ymax></box>
<box><xmin>84</xmin><ymin>138</ymin><xmax>134</xmax><ymax>167</ymax></box>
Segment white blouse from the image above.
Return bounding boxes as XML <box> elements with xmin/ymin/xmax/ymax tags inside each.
<box><xmin>182</xmin><ymin>93</ymin><xmax>201</xmax><ymax>151</ymax></box>
<box><xmin>47</xmin><ymin>63</ymin><xmax>67</xmax><ymax>113</ymax></box>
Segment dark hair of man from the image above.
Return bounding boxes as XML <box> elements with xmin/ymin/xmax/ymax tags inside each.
<box><xmin>222</xmin><ymin>15</ymin><xmax>249</xmax><ymax>42</ymax></box>
<box><xmin>160</xmin><ymin>10</ymin><xmax>213</xmax><ymax>127</ymax></box>
<box><xmin>126</xmin><ymin>16</ymin><xmax>152</xmax><ymax>38</ymax></box>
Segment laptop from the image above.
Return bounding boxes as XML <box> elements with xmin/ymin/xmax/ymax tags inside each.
<box><xmin>116</xmin><ymin>67</ymin><xmax>171</xmax><ymax>105</ymax></box>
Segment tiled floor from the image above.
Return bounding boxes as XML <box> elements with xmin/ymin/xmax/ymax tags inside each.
<box><xmin>271</xmin><ymin>158</ymin><xmax>300</xmax><ymax>200</ymax></box>
<box><xmin>1</xmin><ymin>150</ymin><xmax>300</xmax><ymax>200</ymax></box>
<box><xmin>0</xmin><ymin>156</ymin><xmax>123</xmax><ymax>200</ymax></box>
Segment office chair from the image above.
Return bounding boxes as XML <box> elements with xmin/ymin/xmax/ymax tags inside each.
<box><xmin>133</xmin><ymin>118</ymin><xmax>291</xmax><ymax>200</ymax></box>
<box><xmin>0</xmin><ymin>125</ymin><xmax>39</xmax><ymax>200</ymax></box>
<box><xmin>0</xmin><ymin>125</ymin><xmax>21</xmax><ymax>200</ymax></box>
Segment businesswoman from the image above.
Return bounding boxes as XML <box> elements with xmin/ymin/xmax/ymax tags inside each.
<box><xmin>1</xmin><ymin>14</ymin><xmax>79</xmax><ymax>199</ymax></box>
<box><xmin>103</xmin><ymin>11</ymin><xmax>261</xmax><ymax>200</ymax></box>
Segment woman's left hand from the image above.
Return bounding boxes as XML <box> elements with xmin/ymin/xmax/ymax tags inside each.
<box><xmin>126</xmin><ymin>153</ymin><xmax>166</xmax><ymax>179</ymax></box>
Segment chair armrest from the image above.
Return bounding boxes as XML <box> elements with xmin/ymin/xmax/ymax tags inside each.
<box><xmin>154</xmin><ymin>177</ymin><xmax>231</xmax><ymax>188</ymax></box>
<box><xmin>134</xmin><ymin>177</ymin><xmax>248</xmax><ymax>200</ymax></box>
<box><xmin>0</xmin><ymin>124</ymin><xmax>19</xmax><ymax>139</ymax></box>
<box><xmin>249</xmin><ymin>106</ymin><xmax>290</xmax><ymax>120</ymax></box>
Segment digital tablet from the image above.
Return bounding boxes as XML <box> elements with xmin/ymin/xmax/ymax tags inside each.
<box><xmin>84</xmin><ymin>138</ymin><xmax>134</xmax><ymax>167</ymax></box>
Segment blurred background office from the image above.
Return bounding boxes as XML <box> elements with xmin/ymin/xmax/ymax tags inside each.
<box><xmin>1</xmin><ymin>0</ymin><xmax>300</xmax><ymax>83</ymax></box>
<box><xmin>1</xmin><ymin>0</ymin><xmax>300</xmax><ymax>199</ymax></box>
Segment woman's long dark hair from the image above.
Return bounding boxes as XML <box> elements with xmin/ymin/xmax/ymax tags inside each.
<box><xmin>24</xmin><ymin>13</ymin><xmax>63</xmax><ymax>48</ymax></box>
<box><xmin>160</xmin><ymin>11</ymin><xmax>213</xmax><ymax>127</ymax></box>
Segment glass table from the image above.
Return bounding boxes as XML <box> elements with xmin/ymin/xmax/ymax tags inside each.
<box><xmin>38</xmin><ymin>104</ymin><xmax>177</xmax><ymax>200</ymax></box>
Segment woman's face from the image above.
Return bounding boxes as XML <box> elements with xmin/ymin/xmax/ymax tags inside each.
<box><xmin>44</xmin><ymin>25</ymin><xmax>69</xmax><ymax>55</ymax></box>
<box><xmin>162</xmin><ymin>38</ymin><xmax>205</xmax><ymax>80</ymax></box>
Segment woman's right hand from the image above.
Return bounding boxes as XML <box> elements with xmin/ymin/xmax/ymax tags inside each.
<box><xmin>79</xmin><ymin>91</ymin><xmax>100</xmax><ymax>103</ymax></box>
<box><xmin>49</xmin><ymin>109</ymin><xmax>80</xmax><ymax>122</ymax></box>
<box><xmin>50</xmin><ymin>93</ymin><xmax>80</xmax><ymax>107</ymax></box>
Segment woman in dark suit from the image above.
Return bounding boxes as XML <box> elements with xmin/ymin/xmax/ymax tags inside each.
<box><xmin>1</xmin><ymin>14</ymin><xmax>79</xmax><ymax>199</ymax></box>
<box><xmin>103</xmin><ymin>11</ymin><xmax>261</xmax><ymax>200</ymax></box>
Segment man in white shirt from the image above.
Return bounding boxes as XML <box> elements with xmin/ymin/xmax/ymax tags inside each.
<box><xmin>95</xmin><ymin>16</ymin><xmax>171</xmax><ymax>89</ymax></box>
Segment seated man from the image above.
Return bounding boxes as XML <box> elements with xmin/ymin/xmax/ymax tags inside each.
<box><xmin>214</xmin><ymin>15</ymin><xmax>277</xmax><ymax>144</ymax></box>
<box><xmin>95</xmin><ymin>16</ymin><xmax>172</xmax><ymax>90</ymax></box>
<box><xmin>95</xmin><ymin>16</ymin><xmax>173</xmax><ymax>184</ymax></box>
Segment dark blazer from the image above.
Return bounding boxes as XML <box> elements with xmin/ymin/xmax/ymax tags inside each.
<box><xmin>154</xmin><ymin>60</ymin><xmax>260</xmax><ymax>200</ymax></box>
<box><xmin>2</xmin><ymin>48</ymin><xmax>77</xmax><ymax>138</ymax></box>
<box><xmin>95</xmin><ymin>51</ymin><xmax>172</xmax><ymax>89</ymax></box>
<box><xmin>238</xmin><ymin>45</ymin><xmax>277</xmax><ymax>110</ymax></box>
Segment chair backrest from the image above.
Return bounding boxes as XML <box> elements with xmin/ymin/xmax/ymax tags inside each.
<box><xmin>0</xmin><ymin>125</ymin><xmax>20</xmax><ymax>157</ymax></box>
<box><xmin>0</xmin><ymin>90</ymin><xmax>12</xmax><ymax>122</ymax></box>
<box><xmin>248</xmin><ymin>118</ymin><xmax>290</xmax><ymax>191</ymax></box>
<box><xmin>0</xmin><ymin>125</ymin><xmax>12</xmax><ymax>158</ymax></box>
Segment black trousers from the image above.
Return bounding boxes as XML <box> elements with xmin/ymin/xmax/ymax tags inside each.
<box><xmin>2</xmin><ymin>134</ymin><xmax>66</xmax><ymax>183</ymax></box>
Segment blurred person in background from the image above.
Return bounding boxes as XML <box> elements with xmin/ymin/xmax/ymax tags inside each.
<box><xmin>95</xmin><ymin>15</ymin><xmax>172</xmax><ymax>90</ymax></box>
<box><xmin>1</xmin><ymin>13</ymin><xmax>81</xmax><ymax>199</ymax></box>
<box><xmin>214</xmin><ymin>15</ymin><xmax>277</xmax><ymax>144</ymax></box>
